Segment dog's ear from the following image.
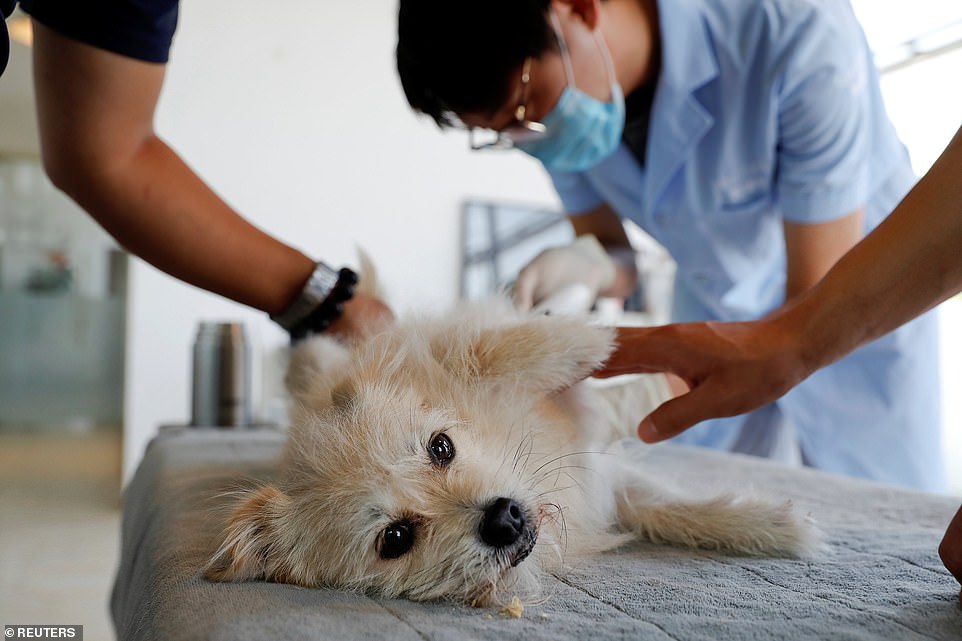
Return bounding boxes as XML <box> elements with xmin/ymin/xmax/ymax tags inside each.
<box><xmin>205</xmin><ymin>484</ymin><xmax>292</xmax><ymax>582</ymax></box>
<box><xmin>431</xmin><ymin>317</ymin><xmax>615</xmax><ymax>393</ymax></box>
<box><xmin>355</xmin><ymin>246</ymin><xmax>385</xmax><ymax>301</ymax></box>
<box><xmin>286</xmin><ymin>336</ymin><xmax>354</xmax><ymax>410</ymax></box>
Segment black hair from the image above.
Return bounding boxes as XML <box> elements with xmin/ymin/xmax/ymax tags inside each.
<box><xmin>396</xmin><ymin>0</ymin><xmax>556</xmax><ymax>127</ymax></box>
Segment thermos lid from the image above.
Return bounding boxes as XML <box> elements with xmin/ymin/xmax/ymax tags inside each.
<box><xmin>194</xmin><ymin>321</ymin><xmax>248</xmax><ymax>341</ymax></box>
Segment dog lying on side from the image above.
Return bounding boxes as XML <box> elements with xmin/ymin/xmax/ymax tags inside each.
<box><xmin>205</xmin><ymin>302</ymin><xmax>818</xmax><ymax>606</ymax></box>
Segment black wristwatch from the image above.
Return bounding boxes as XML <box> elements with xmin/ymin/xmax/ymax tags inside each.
<box><xmin>271</xmin><ymin>262</ymin><xmax>358</xmax><ymax>343</ymax></box>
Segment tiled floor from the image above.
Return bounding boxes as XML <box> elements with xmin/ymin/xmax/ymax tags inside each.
<box><xmin>0</xmin><ymin>429</ymin><xmax>122</xmax><ymax>641</ymax></box>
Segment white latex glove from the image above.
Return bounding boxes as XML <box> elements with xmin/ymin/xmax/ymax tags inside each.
<box><xmin>514</xmin><ymin>234</ymin><xmax>617</xmax><ymax>313</ymax></box>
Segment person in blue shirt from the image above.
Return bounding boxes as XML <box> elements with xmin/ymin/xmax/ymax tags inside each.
<box><xmin>595</xmin><ymin>123</ymin><xmax>962</xmax><ymax>606</ymax></box>
<box><xmin>2</xmin><ymin>1</ymin><xmax>392</xmax><ymax>341</ymax></box>
<box><xmin>396</xmin><ymin>0</ymin><xmax>946</xmax><ymax>492</ymax></box>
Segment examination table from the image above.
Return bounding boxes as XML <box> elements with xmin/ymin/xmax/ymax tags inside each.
<box><xmin>111</xmin><ymin>426</ymin><xmax>962</xmax><ymax>640</ymax></box>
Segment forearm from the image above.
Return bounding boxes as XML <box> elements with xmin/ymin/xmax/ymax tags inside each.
<box><xmin>31</xmin><ymin>22</ymin><xmax>314</xmax><ymax>315</ymax></box>
<box><xmin>601</xmin><ymin>246</ymin><xmax>639</xmax><ymax>299</ymax></box>
<box><xmin>781</xmin><ymin>124</ymin><xmax>962</xmax><ymax>372</ymax></box>
<box><xmin>60</xmin><ymin>134</ymin><xmax>315</xmax><ymax>314</ymax></box>
<box><xmin>782</xmin><ymin>208</ymin><xmax>864</xmax><ymax>302</ymax></box>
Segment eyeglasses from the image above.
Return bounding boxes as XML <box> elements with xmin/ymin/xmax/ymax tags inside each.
<box><xmin>468</xmin><ymin>57</ymin><xmax>548</xmax><ymax>151</ymax></box>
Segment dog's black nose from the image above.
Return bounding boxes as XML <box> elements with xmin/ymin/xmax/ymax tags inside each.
<box><xmin>480</xmin><ymin>498</ymin><xmax>525</xmax><ymax>548</ymax></box>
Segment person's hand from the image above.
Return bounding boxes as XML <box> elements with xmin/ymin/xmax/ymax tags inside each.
<box><xmin>939</xmin><ymin>504</ymin><xmax>962</xmax><ymax>606</ymax></box>
<box><xmin>326</xmin><ymin>292</ymin><xmax>394</xmax><ymax>342</ymax></box>
<box><xmin>514</xmin><ymin>234</ymin><xmax>616</xmax><ymax>312</ymax></box>
<box><xmin>593</xmin><ymin>317</ymin><xmax>811</xmax><ymax>442</ymax></box>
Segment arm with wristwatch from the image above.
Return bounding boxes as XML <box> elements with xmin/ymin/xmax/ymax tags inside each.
<box><xmin>29</xmin><ymin>21</ymin><xmax>392</xmax><ymax>344</ymax></box>
<box><xmin>272</xmin><ymin>261</ymin><xmax>393</xmax><ymax>343</ymax></box>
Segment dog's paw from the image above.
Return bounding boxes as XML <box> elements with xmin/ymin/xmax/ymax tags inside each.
<box><xmin>431</xmin><ymin>316</ymin><xmax>615</xmax><ymax>393</ymax></box>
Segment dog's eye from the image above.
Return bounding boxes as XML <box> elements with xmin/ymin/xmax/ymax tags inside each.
<box><xmin>429</xmin><ymin>433</ymin><xmax>455</xmax><ymax>467</ymax></box>
<box><xmin>380</xmin><ymin>521</ymin><xmax>415</xmax><ymax>559</ymax></box>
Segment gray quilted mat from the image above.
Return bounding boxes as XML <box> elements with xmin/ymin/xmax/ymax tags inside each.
<box><xmin>111</xmin><ymin>428</ymin><xmax>962</xmax><ymax>640</ymax></box>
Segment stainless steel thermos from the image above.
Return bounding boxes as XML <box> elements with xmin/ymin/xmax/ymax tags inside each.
<box><xmin>190</xmin><ymin>321</ymin><xmax>251</xmax><ymax>427</ymax></box>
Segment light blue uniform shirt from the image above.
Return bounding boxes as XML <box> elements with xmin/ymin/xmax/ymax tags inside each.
<box><xmin>549</xmin><ymin>0</ymin><xmax>945</xmax><ymax>491</ymax></box>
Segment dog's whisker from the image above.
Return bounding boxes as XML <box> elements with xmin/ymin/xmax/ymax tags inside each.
<box><xmin>539</xmin><ymin>501</ymin><xmax>570</xmax><ymax>563</ymax></box>
<box><xmin>510</xmin><ymin>430</ymin><xmax>528</xmax><ymax>473</ymax></box>
<box><xmin>535</xmin><ymin>483</ymin><xmax>580</xmax><ymax>498</ymax></box>
<box><xmin>530</xmin><ymin>463</ymin><xmax>596</xmax><ymax>490</ymax></box>
<box><xmin>511</xmin><ymin>430</ymin><xmax>537</xmax><ymax>475</ymax></box>
<box><xmin>528</xmin><ymin>450</ymin><xmax>610</xmax><ymax>477</ymax></box>
<box><xmin>494</xmin><ymin>434</ymin><xmax>516</xmax><ymax>480</ymax></box>
<box><xmin>555</xmin><ymin>504</ymin><xmax>570</xmax><ymax>561</ymax></box>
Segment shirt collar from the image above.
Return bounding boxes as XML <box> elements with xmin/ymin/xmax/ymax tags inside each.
<box><xmin>657</xmin><ymin>0</ymin><xmax>719</xmax><ymax>94</ymax></box>
<box><xmin>644</xmin><ymin>0</ymin><xmax>719</xmax><ymax>208</ymax></box>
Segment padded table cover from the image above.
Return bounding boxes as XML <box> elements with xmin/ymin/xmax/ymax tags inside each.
<box><xmin>111</xmin><ymin>427</ymin><xmax>962</xmax><ymax>640</ymax></box>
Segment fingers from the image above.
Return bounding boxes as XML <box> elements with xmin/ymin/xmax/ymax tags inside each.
<box><xmin>638</xmin><ymin>416</ymin><xmax>661</xmax><ymax>442</ymax></box>
<box><xmin>636</xmin><ymin>382</ymin><xmax>734</xmax><ymax>443</ymax></box>
<box><xmin>533</xmin><ymin>283</ymin><xmax>596</xmax><ymax>315</ymax></box>
<box><xmin>593</xmin><ymin>358</ymin><xmax>665</xmax><ymax>378</ymax></box>
<box><xmin>569</xmin><ymin>234</ymin><xmax>617</xmax><ymax>289</ymax></box>
<box><xmin>594</xmin><ymin>326</ymin><xmax>667</xmax><ymax>377</ymax></box>
<box><xmin>513</xmin><ymin>241</ymin><xmax>598</xmax><ymax>312</ymax></box>
<box><xmin>513</xmin><ymin>269</ymin><xmax>537</xmax><ymax>312</ymax></box>
<box><xmin>593</xmin><ymin>362</ymin><xmax>665</xmax><ymax>378</ymax></box>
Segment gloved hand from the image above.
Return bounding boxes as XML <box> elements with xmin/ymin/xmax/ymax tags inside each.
<box><xmin>513</xmin><ymin>234</ymin><xmax>617</xmax><ymax>313</ymax></box>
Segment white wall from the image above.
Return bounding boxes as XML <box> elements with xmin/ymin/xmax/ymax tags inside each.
<box><xmin>123</xmin><ymin>1</ymin><xmax>962</xmax><ymax>485</ymax></box>
<box><xmin>0</xmin><ymin>38</ymin><xmax>40</xmax><ymax>157</ymax></box>
<box><xmin>122</xmin><ymin>0</ymin><xmax>560</xmax><ymax>480</ymax></box>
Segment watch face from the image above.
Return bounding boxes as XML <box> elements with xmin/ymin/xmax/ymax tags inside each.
<box><xmin>310</xmin><ymin>263</ymin><xmax>340</xmax><ymax>295</ymax></box>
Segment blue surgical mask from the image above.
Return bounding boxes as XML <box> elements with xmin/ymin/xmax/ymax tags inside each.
<box><xmin>516</xmin><ymin>13</ymin><xmax>626</xmax><ymax>172</ymax></box>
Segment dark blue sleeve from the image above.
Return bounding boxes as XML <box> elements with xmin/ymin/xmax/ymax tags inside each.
<box><xmin>19</xmin><ymin>0</ymin><xmax>179</xmax><ymax>63</ymax></box>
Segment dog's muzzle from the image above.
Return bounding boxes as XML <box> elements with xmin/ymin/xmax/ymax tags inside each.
<box><xmin>480</xmin><ymin>497</ymin><xmax>537</xmax><ymax>566</ymax></box>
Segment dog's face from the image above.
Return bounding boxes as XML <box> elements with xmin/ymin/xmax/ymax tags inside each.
<box><xmin>206</xmin><ymin>308</ymin><xmax>614</xmax><ymax>604</ymax></box>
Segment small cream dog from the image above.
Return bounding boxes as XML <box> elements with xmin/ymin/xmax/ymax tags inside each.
<box><xmin>206</xmin><ymin>302</ymin><xmax>817</xmax><ymax>606</ymax></box>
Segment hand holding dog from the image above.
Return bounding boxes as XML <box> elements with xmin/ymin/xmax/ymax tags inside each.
<box><xmin>593</xmin><ymin>317</ymin><xmax>812</xmax><ymax>443</ymax></box>
<box><xmin>513</xmin><ymin>234</ymin><xmax>616</xmax><ymax>312</ymax></box>
<box><xmin>326</xmin><ymin>292</ymin><xmax>394</xmax><ymax>342</ymax></box>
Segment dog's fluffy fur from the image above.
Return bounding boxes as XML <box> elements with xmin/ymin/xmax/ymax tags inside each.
<box><xmin>206</xmin><ymin>302</ymin><xmax>818</xmax><ymax>606</ymax></box>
